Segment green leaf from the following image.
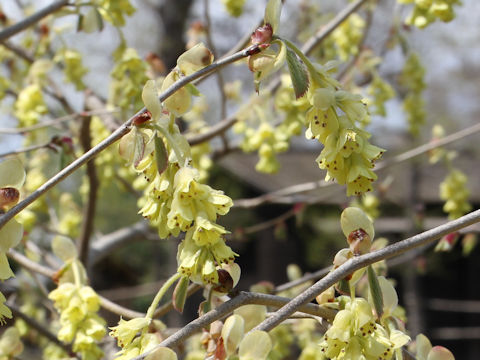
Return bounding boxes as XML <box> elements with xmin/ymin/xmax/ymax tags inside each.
<box><xmin>286</xmin><ymin>48</ymin><xmax>309</xmax><ymax>99</ymax></box>
<box><xmin>185</xmin><ymin>83</ymin><xmax>201</xmax><ymax>97</ymax></box>
<box><xmin>154</xmin><ymin>134</ymin><xmax>168</xmax><ymax>175</ymax></box>
<box><xmin>367</xmin><ymin>265</ymin><xmax>384</xmax><ymax>319</ymax></box>
<box><xmin>264</xmin><ymin>0</ymin><xmax>282</xmax><ymax>33</ymax></box>
<box><xmin>172</xmin><ymin>276</ymin><xmax>189</xmax><ymax>313</ymax></box>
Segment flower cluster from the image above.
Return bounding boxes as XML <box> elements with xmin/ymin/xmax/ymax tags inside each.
<box><xmin>110</xmin><ymin>46</ymin><xmax>149</xmax><ymax>113</ymax></box>
<box><xmin>367</xmin><ymin>73</ymin><xmax>395</xmax><ymax>117</ymax></box>
<box><xmin>242</xmin><ymin>1</ymin><xmax>384</xmax><ymax>195</ymax></box>
<box><xmin>54</xmin><ymin>48</ymin><xmax>88</xmax><ymax>91</ymax></box>
<box><xmin>306</xmin><ymin>69</ymin><xmax>384</xmax><ymax>195</ymax></box>
<box><xmin>109</xmin><ymin>317</ymin><xmax>165</xmax><ymax>360</ymax></box>
<box><xmin>233</xmin><ymin>76</ymin><xmax>308</xmax><ymax>174</ymax></box>
<box><xmin>440</xmin><ymin>168</ymin><xmax>471</xmax><ymax>220</ymax></box>
<box><xmin>48</xmin><ymin>237</ymin><xmax>106</xmax><ymax>360</ymax></box>
<box><xmin>331</xmin><ymin>13</ymin><xmax>366</xmax><ymax>61</ymax></box>
<box><xmin>398</xmin><ymin>0</ymin><xmax>461</xmax><ymax>28</ymax></box>
<box><xmin>0</xmin><ymin>327</ymin><xmax>23</xmax><ymax>359</ymax></box>
<box><xmin>137</xmin><ymin>153</ymin><xmax>236</xmax><ymax>284</ymax></box>
<box><xmin>221</xmin><ymin>0</ymin><xmax>246</xmax><ymax>17</ymax></box>
<box><xmin>121</xmin><ymin>44</ymin><xmax>238</xmax><ymax>285</ymax></box>
<box><xmin>96</xmin><ymin>0</ymin><xmax>136</xmax><ymax>26</ymax></box>
<box><xmin>14</xmin><ymin>84</ymin><xmax>47</xmax><ymax>127</ymax></box>
<box><xmin>319</xmin><ymin>297</ymin><xmax>409</xmax><ymax>360</ymax></box>
<box><xmin>399</xmin><ymin>53</ymin><xmax>426</xmax><ymax>136</ymax></box>
<box><xmin>49</xmin><ymin>283</ymin><xmax>106</xmax><ymax>359</ymax></box>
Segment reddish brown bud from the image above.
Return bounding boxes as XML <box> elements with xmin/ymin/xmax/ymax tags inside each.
<box><xmin>132</xmin><ymin>110</ymin><xmax>152</xmax><ymax>126</ymax></box>
<box><xmin>347</xmin><ymin>228</ymin><xmax>371</xmax><ymax>255</ymax></box>
<box><xmin>0</xmin><ymin>187</ymin><xmax>20</xmax><ymax>209</ymax></box>
<box><xmin>39</xmin><ymin>24</ymin><xmax>49</xmax><ymax>37</ymax></box>
<box><xmin>251</xmin><ymin>23</ymin><xmax>273</xmax><ymax>45</ymax></box>
<box><xmin>213</xmin><ymin>269</ymin><xmax>234</xmax><ymax>293</ymax></box>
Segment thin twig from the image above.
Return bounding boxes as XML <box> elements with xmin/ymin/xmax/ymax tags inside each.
<box><xmin>0</xmin><ymin>44</ymin><xmax>260</xmax><ymax>231</ymax></box>
<box><xmin>1</xmin><ymin>40</ymin><xmax>34</xmax><ymax>62</ymax></box>
<box><xmin>0</xmin><ymin>109</ymin><xmax>118</xmax><ymax>135</ymax></box>
<box><xmin>78</xmin><ymin>115</ymin><xmax>98</xmax><ymax>266</ymax></box>
<box><xmin>131</xmin><ymin>291</ymin><xmax>336</xmax><ymax>359</ymax></box>
<box><xmin>0</xmin><ymin>0</ymin><xmax>70</xmax><ymax>42</ymax></box>
<box><xmin>89</xmin><ymin>221</ymin><xmax>153</xmax><ymax>265</ymax></box>
<box><xmin>274</xmin><ymin>266</ymin><xmax>332</xmax><ymax>294</ymax></box>
<box><xmin>99</xmin><ymin>297</ymin><xmax>145</xmax><ymax>319</ymax></box>
<box><xmin>7</xmin><ymin>249</ymin><xmax>146</xmax><ymax>319</ymax></box>
<box><xmin>9</xmin><ymin>304</ymin><xmax>78</xmax><ymax>358</ymax></box>
<box><xmin>253</xmin><ymin>208</ymin><xmax>480</xmax><ymax>332</ymax></box>
<box><xmin>203</xmin><ymin>0</ymin><xmax>229</xmax><ymax>151</ymax></box>
<box><xmin>0</xmin><ymin>141</ymin><xmax>55</xmax><ymax>158</ymax></box>
<box><xmin>187</xmin><ymin>0</ymin><xmax>369</xmax><ymax>146</ymax></box>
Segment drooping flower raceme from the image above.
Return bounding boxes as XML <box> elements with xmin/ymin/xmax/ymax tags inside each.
<box><xmin>306</xmin><ymin>69</ymin><xmax>385</xmax><ymax>196</ymax></box>
<box><xmin>48</xmin><ymin>237</ymin><xmax>106</xmax><ymax>360</ymax></box>
<box><xmin>120</xmin><ymin>44</ymin><xmax>239</xmax><ymax>286</ymax></box>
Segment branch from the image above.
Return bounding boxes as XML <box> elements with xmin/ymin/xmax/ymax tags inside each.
<box><xmin>131</xmin><ymin>291</ymin><xmax>336</xmax><ymax>359</ymax></box>
<box><xmin>253</xmin><ymin>208</ymin><xmax>480</xmax><ymax>332</ymax></box>
<box><xmin>1</xmin><ymin>40</ymin><xmax>34</xmax><ymax>62</ymax></box>
<box><xmin>0</xmin><ymin>141</ymin><xmax>55</xmax><ymax>158</ymax></box>
<box><xmin>99</xmin><ymin>296</ymin><xmax>145</xmax><ymax>320</ymax></box>
<box><xmin>187</xmin><ymin>0</ymin><xmax>369</xmax><ymax>146</ymax></box>
<box><xmin>0</xmin><ymin>0</ymin><xmax>70</xmax><ymax>42</ymax></box>
<box><xmin>0</xmin><ymin>44</ymin><xmax>260</xmax><ymax>231</ymax></box>
<box><xmin>233</xmin><ymin>121</ymin><xmax>480</xmax><ymax>208</ymax></box>
<box><xmin>78</xmin><ymin>115</ymin><xmax>98</xmax><ymax>266</ymax></box>
<box><xmin>0</xmin><ymin>109</ymin><xmax>118</xmax><ymax>135</ymax></box>
<box><xmin>88</xmin><ymin>221</ymin><xmax>153</xmax><ymax>265</ymax></box>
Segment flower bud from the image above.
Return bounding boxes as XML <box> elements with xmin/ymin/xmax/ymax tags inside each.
<box><xmin>347</xmin><ymin>228</ymin><xmax>371</xmax><ymax>255</ymax></box>
<box><xmin>251</xmin><ymin>24</ymin><xmax>273</xmax><ymax>44</ymax></box>
<box><xmin>0</xmin><ymin>187</ymin><xmax>19</xmax><ymax>209</ymax></box>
